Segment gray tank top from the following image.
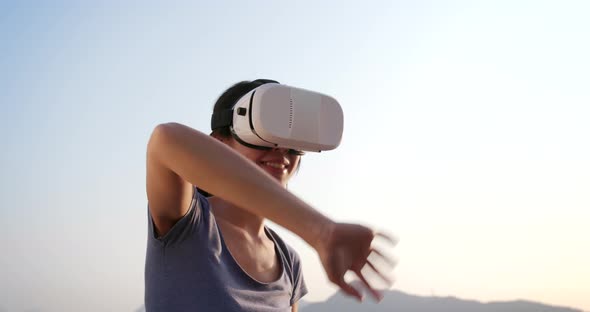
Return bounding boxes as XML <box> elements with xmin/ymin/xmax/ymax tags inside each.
<box><xmin>145</xmin><ymin>187</ymin><xmax>308</xmax><ymax>311</ymax></box>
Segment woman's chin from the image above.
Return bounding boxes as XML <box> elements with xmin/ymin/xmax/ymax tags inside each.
<box><xmin>260</xmin><ymin>165</ymin><xmax>288</xmax><ymax>184</ymax></box>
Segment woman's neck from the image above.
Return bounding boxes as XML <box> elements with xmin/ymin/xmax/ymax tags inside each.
<box><xmin>209</xmin><ymin>196</ymin><xmax>267</xmax><ymax>238</ymax></box>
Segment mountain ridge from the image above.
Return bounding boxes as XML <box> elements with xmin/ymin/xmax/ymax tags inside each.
<box><xmin>301</xmin><ymin>289</ymin><xmax>584</xmax><ymax>312</ymax></box>
<box><xmin>132</xmin><ymin>290</ymin><xmax>585</xmax><ymax>312</ymax></box>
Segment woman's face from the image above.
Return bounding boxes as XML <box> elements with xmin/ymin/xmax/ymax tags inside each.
<box><xmin>223</xmin><ymin>136</ymin><xmax>301</xmax><ymax>187</ymax></box>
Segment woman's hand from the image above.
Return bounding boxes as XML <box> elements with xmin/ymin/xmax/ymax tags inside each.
<box><xmin>315</xmin><ymin>222</ymin><xmax>397</xmax><ymax>302</ymax></box>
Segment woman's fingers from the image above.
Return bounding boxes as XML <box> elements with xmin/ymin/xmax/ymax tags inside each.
<box><xmin>375</xmin><ymin>231</ymin><xmax>398</xmax><ymax>246</ymax></box>
<box><xmin>355</xmin><ymin>269</ymin><xmax>383</xmax><ymax>302</ymax></box>
<box><xmin>320</xmin><ymin>224</ymin><xmax>398</xmax><ymax>303</ymax></box>
<box><xmin>370</xmin><ymin>247</ymin><xmax>397</xmax><ymax>268</ymax></box>
<box><xmin>336</xmin><ymin>278</ymin><xmax>364</xmax><ymax>302</ymax></box>
<box><xmin>366</xmin><ymin>260</ymin><xmax>395</xmax><ymax>287</ymax></box>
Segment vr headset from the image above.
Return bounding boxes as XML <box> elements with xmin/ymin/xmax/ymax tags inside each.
<box><xmin>211</xmin><ymin>81</ymin><xmax>343</xmax><ymax>153</ymax></box>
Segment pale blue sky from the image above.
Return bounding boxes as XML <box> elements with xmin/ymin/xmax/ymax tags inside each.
<box><xmin>1</xmin><ymin>1</ymin><xmax>589</xmax><ymax>311</ymax></box>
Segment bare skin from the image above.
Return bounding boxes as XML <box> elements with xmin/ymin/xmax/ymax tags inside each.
<box><xmin>146</xmin><ymin>122</ymin><xmax>395</xmax><ymax>307</ymax></box>
<box><xmin>214</xmin><ymin>215</ymin><xmax>280</xmax><ymax>283</ymax></box>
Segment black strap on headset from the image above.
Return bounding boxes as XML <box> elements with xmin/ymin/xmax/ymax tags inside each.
<box><xmin>211</xmin><ymin>109</ymin><xmax>233</xmax><ymax>130</ymax></box>
<box><xmin>251</xmin><ymin>79</ymin><xmax>279</xmax><ymax>85</ymax></box>
<box><xmin>210</xmin><ymin>79</ymin><xmax>280</xmax><ymax>130</ymax></box>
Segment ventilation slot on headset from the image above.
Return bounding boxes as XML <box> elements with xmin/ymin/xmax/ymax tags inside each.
<box><xmin>289</xmin><ymin>98</ymin><xmax>294</xmax><ymax>128</ymax></box>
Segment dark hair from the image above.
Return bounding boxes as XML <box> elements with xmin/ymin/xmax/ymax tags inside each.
<box><xmin>211</xmin><ymin>79</ymin><xmax>279</xmax><ymax>137</ymax></box>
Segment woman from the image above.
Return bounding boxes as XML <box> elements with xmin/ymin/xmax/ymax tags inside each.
<box><xmin>145</xmin><ymin>79</ymin><xmax>395</xmax><ymax>311</ymax></box>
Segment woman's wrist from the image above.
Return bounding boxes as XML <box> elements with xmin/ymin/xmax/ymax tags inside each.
<box><xmin>303</xmin><ymin>217</ymin><xmax>336</xmax><ymax>251</ymax></box>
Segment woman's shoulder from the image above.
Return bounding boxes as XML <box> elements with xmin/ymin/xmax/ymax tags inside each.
<box><xmin>265</xmin><ymin>227</ymin><xmax>303</xmax><ymax>269</ymax></box>
<box><xmin>147</xmin><ymin>186</ymin><xmax>213</xmax><ymax>245</ymax></box>
<box><xmin>265</xmin><ymin>226</ymin><xmax>307</xmax><ymax>298</ymax></box>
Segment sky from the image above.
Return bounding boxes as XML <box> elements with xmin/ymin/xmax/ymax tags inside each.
<box><xmin>1</xmin><ymin>1</ymin><xmax>589</xmax><ymax>311</ymax></box>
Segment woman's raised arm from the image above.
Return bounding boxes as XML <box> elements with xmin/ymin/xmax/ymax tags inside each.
<box><xmin>146</xmin><ymin>122</ymin><xmax>395</xmax><ymax>301</ymax></box>
<box><xmin>147</xmin><ymin>122</ymin><xmax>330</xmax><ymax>243</ymax></box>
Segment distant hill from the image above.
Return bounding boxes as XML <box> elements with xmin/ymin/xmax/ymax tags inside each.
<box><xmin>302</xmin><ymin>290</ymin><xmax>583</xmax><ymax>312</ymax></box>
<box><xmin>134</xmin><ymin>290</ymin><xmax>583</xmax><ymax>312</ymax></box>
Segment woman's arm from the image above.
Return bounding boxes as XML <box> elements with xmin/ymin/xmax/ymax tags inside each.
<box><xmin>147</xmin><ymin>122</ymin><xmax>330</xmax><ymax>246</ymax></box>
<box><xmin>147</xmin><ymin>122</ymin><xmax>395</xmax><ymax>301</ymax></box>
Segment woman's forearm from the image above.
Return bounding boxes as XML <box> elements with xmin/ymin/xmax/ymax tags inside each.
<box><xmin>148</xmin><ymin>122</ymin><xmax>333</xmax><ymax>248</ymax></box>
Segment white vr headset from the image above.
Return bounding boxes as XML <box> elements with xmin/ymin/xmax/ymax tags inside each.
<box><xmin>211</xmin><ymin>82</ymin><xmax>343</xmax><ymax>153</ymax></box>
